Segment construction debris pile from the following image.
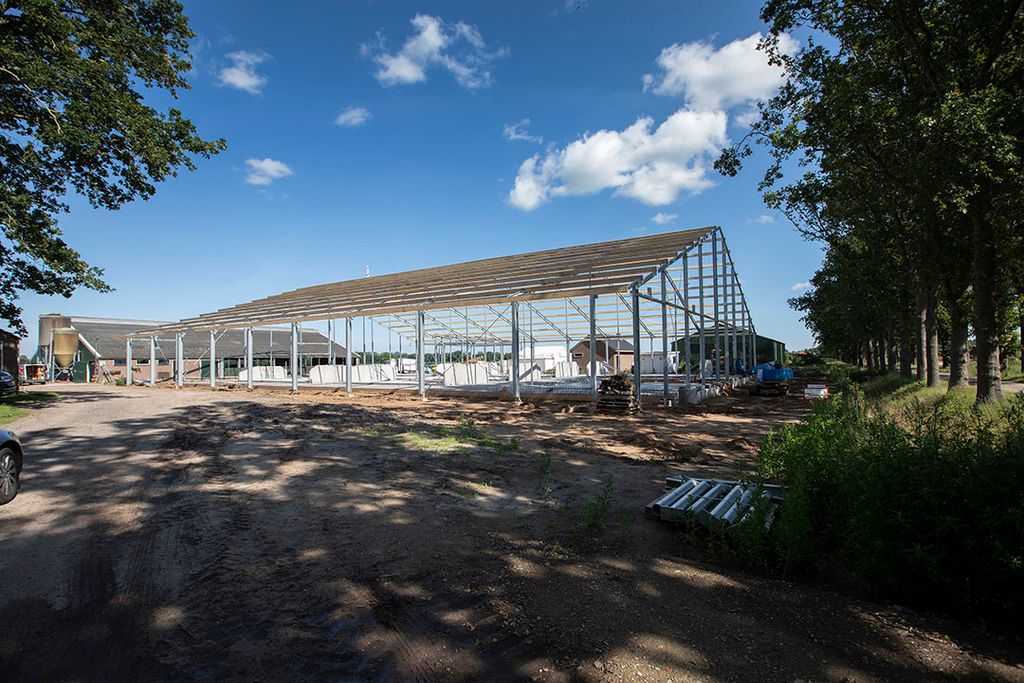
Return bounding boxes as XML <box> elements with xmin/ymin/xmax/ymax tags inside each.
<box><xmin>598</xmin><ymin>373</ymin><xmax>634</xmax><ymax>395</ymax></box>
<box><xmin>597</xmin><ymin>373</ymin><xmax>636</xmax><ymax>414</ymax></box>
<box><xmin>646</xmin><ymin>475</ymin><xmax>785</xmax><ymax>531</ymax></box>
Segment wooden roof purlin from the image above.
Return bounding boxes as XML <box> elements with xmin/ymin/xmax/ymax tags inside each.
<box><xmin>135</xmin><ymin>226</ymin><xmax>725</xmax><ymax>335</ymax></box>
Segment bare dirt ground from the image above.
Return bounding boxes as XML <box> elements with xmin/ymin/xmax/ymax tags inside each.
<box><xmin>1</xmin><ymin>384</ymin><xmax>1021</xmax><ymax>682</ymax></box>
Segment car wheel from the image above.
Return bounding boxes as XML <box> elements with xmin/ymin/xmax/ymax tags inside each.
<box><xmin>0</xmin><ymin>447</ymin><xmax>19</xmax><ymax>505</ymax></box>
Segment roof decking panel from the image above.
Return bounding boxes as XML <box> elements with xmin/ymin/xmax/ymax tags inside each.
<box><xmin>138</xmin><ymin>227</ymin><xmax>715</xmax><ymax>334</ymax></box>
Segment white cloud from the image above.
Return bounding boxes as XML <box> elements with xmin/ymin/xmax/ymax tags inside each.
<box><xmin>643</xmin><ymin>32</ymin><xmax>798</xmax><ymax>110</ymax></box>
<box><xmin>734</xmin><ymin>106</ymin><xmax>763</xmax><ymax>128</ymax></box>
<box><xmin>753</xmin><ymin>214</ymin><xmax>775</xmax><ymax>223</ymax></box>
<box><xmin>503</xmin><ymin>118</ymin><xmax>542</xmax><ymax>144</ymax></box>
<box><xmin>509</xmin><ymin>32</ymin><xmax>796</xmax><ymax>211</ymax></box>
<box><xmin>651</xmin><ymin>212</ymin><xmax>678</xmax><ymax>225</ymax></box>
<box><xmin>244</xmin><ymin>158</ymin><xmax>293</xmax><ymax>186</ymax></box>
<box><xmin>219</xmin><ymin>50</ymin><xmax>269</xmax><ymax>94</ymax></box>
<box><xmin>791</xmin><ymin>281</ymin><xmax>811</xmax><ymax>292</ymax></box>
<box><xmin>335</xmin><ymin>106</ymin><xmax>371</xmax><ymax>127</ymax></box>
<box><xmin>366</xmin><ymin>14</ymin><xmax>507</xmax><ymax>89</ymax></box>
<box><xmin>509</xmin><ymin>110</ymin><xmax>727</xmax><ymax>210</ymax></box>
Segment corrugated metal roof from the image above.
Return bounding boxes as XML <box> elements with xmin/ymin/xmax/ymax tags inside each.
<box><xmin>69</xmin><ymin>318</ymin><xmax>351</xmax><ymax>360</ymax></box>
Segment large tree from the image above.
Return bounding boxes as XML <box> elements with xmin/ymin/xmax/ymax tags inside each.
<box><xmin>0</xmin><ymin>0</ymin><xmax>224</xmax><ymax>335</ymax></box>
<box><xmin>720</xmin><ymin>0</ymin><xmax>1024</xmax><ymax>402</ymax></box>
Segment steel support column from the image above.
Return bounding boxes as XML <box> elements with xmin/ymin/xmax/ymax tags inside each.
<box><xmin>712</xmin><ymin>233</ymin><xmax>721</xmax><ymax>380</ymax></box>
<box><xmin>346</xmin><ymin>317</ymin><xmax>353</xmax><ymax>394</ymax></box>
<box><xmin>416</xmin><ymin>311</ymin><xmax>425</xmax><ymax>399</ymax></box>
<box><xmin>126</xmin><ymin>339</ymin><xmax>133</xmax><ymax>386</ymax></box>
<box><xmin>246</xmin><ymin>327</ymin><xmax>254</xmax><ymax>390</ymax></box>
<box><xmin>683</xmin><ymin>256</ymin><xmax>692</xmax><ymax>388</ymax></box>
<box><xmin>730</xmin><ymin>268</ymin><xmax>738</xmax><ymax>374</ymax></box>
<box><xmin>209</xmin><ymin>330</ymin><xmax>217</xmax><ymax>388</ymax></box>
<box><xmin>510</xmin><ymin>301</ymin><xmax>521</xmax><ymax>402</ymax></box>
<box><xmin>752</xmin><ymin>324</ymin><xmax>758</xmax><ymax>367</ymax></box>
<box><xmin>290</xmin><ymin>322</ymin><xmax>299</xmax><ymax>392</ymax></box>
<box><xmin>589</xmin><ymin>294</ymin><xmax>598</xmax><ymax>401</ymax></box>
<box><xmin>632</xmin><ymin>288</ymin><xmax>642</xmax><ymax>410</ymax></box>
<box><xmin>175</xmin><ymin>333</ymin><xmax>184</xmax><ymax>387</ymax></box>
<box><xmin>328</xmin><ymin>319</ymin><xmax>336</xmax><ymax>365</ymax></box>
<box><xmin>660</xmin><ymin>269</ymin><xmax>670</xmax><ymax>406</ymax></box>
<box><xmin>698</xmin><ymin>241</ymin><xmax>706</xmax><ymax>382</ymax></box>
<box><xmin>740</xmin><ymin>310</ymin><xmax>747</xmax><ymax>372</ymax></box>
<box><xmin>149</xmin><ymin>336</ymin><xmax>157</xmax><ymax>387</ymax></box>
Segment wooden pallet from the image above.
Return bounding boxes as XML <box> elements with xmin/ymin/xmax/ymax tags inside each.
<box><xmin>597</xmin><ymin>392</ymin><xmax>637</xmax><ymax>414</ymax></box>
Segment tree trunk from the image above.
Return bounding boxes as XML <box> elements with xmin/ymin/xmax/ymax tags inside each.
<box><xmin>972</xmin><ymin>212</ymin><xmax>1002</xmax><ymax>402</ymax></box>
<box><xmin>915</xmin><ymin>293</ymin><xmax>927</xmax><ymax>381</ymax></box>
<box><xmin>1020</xmin><ymin>303</ymin><xmax>1023</xmax><ymax>373</ymax></box>
<box><xmin>926</xmin><ymin>294</ymin><xmax>941</xmax><ymax>387</ymax></box>
<box><xmin>866</xmin><ymin>341</ymin><xmax>875</xmax><ymax>372</ymax></box>
<box><xmin>899</xmin><ymin>309</ymin><xmax>913</xmax><ymax>377</ymax></box>
<box><xmin>948</xmin><ymin>295</ymin><xmax>970</xmax><ymax>390</ymax></box>
<box><xmin>886</xmin><ymin>320</ymin><xmax>897</xmax><ymax>372</ymax></box>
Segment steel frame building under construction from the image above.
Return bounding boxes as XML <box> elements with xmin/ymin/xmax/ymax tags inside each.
<box><xmin>130</xmin><ymin>226</ymin><xmax>760</xmax><ymax>409</ymax></box>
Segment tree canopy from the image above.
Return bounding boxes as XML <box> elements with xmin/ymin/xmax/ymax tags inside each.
<box><xmin>720</xmin><ymin>0</ymin><xmax>1024</xmax><ymax>402</ymax></box>
<box><xmin>0</xmin><ymin>0</ymin><xmax>224</xmax><ymax>335</ymax></box>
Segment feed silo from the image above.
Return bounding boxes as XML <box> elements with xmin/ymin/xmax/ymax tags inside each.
<box><xmin>38</xmin><ymin>314</ymin><xmax>71</xmax><ymax>361</ymax></box>
<box><xmin>52</xmin><ymin>328</ymin><xmax>80</xmax><ymax>369</ymax></box>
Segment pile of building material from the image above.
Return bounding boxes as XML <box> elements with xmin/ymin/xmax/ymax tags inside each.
<box><xmin>553</xmin><ymin>361</ymin><xmax>580</xmax><ymax>379</ymax></box>
<box><xmin>597</xmin><ymin>373</ymin><xmax>636</xmax><ymax>414</ymax></box>
<box><xmin>646</xmin><ymin>475</ymin><xmax>785</xmax><ymax>531</ymax></box>
<box><xmin>238</xmin><ymin>366</ymin><xmax>288</xmax><ymax>382</ymax></box>
<box><xmin>598</xmin><ymin>373</ymin><xmax>633</xmax><ymax>394</ymax></box>
<box><xmin>508</xmin><ymin>363</ymin><xmax>543</xmax><ymax>383</ymax></box>
<box><xmin>308</xmin><ymin>363</ymin><xmax>397</xmax><ymax>385</ymax></box>
<box><xmin>440</xmin><ymin>362</ymin><xmax>489</xmax><ymax>386</ymax></box>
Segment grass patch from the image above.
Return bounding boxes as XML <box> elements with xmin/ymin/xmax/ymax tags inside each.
<box><xmin>535</xmin><ymin>451</ymin><xmax>555</xmax><ymax>499</ymax></box>
<box><xmin>858</xmin><ymin>372</ymin><xmax>920</xmax><ymax>399</ymax></box>
<box><xmin>439</xmin><ymin>418</ymin><xmax>520</xmax><ymax>454</ymax></box>
<box><xmin>400</xmin><ymin>431</ymin><xmax>470</xmax><ymax>455</ymax></box>
<box><xmin>578</xmin><ymin>480</ymin><xmax>614</xmax><ymax>531</ymax></box>
<box><xmin>0</xmin><ymin>392</ymin><xmax>58</xmax><ymax>425</ymax></box>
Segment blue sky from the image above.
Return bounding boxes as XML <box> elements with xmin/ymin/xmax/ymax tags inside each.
<box><xmin>19</xmin><ymin>0</ymin><xmax>823</xmax><ymax>351</ymax></box>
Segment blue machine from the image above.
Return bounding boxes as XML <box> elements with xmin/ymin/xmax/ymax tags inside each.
<box><xmin>750</xmin><ymin>363</ymin><xmax>794</xmax><ymax>395</ymax></box>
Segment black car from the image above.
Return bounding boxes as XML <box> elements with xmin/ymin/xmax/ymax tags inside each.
<box><xmin>0</xmin><ymin>429</ymin><xmax>22</xmax><ymax>505</ymax></box>
<box><xmin>0</xmin><ymin>371</ymin><xmax>15</xmax><ymax>396</ymax></box>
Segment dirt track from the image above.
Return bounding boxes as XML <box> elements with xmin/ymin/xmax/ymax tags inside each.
<box><xmin>1</xmin><ymin>384</ymin><xmax>1021</xmax><ymax>682</ymax></box>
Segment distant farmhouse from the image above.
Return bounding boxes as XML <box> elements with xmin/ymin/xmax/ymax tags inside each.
<box><xmin>33</xmin><ymin>314</ymin><xmax>352</xmax><ymax>383</ymax></box>
<box><xmin>569</xmin><ymin>338</ymin><xmax>635</xmax><ymax>373</ymax></box>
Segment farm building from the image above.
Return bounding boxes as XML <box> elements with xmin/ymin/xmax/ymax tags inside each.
<box><xmin>130</xmin><ymin>227</ymin><xmax>760</xmax><ymax>407</ymax></box>
<box><xmin>673</xmin><ymin>331</ymin><xmax>786</xmax><ymax>371</ymax></box>
<box><xmin>568</xmin><ymin>338</ymin><xmax>634</xmax><ymax>374</ymax></box>
<box><xmin>33</xmin><ymin>314</ymin><xmax>352</xmax><ymax>384</ymax></box>
<box><xmin>0</xmin><ymin>329</ymin><xmax>18</xmax><ymax>379</ymax></box>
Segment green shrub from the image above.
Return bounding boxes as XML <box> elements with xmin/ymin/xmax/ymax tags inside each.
<box><xmin>758</xmin><ymin>388</ymin><xmax>1024</xmax><ymax>622</ymax></box>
